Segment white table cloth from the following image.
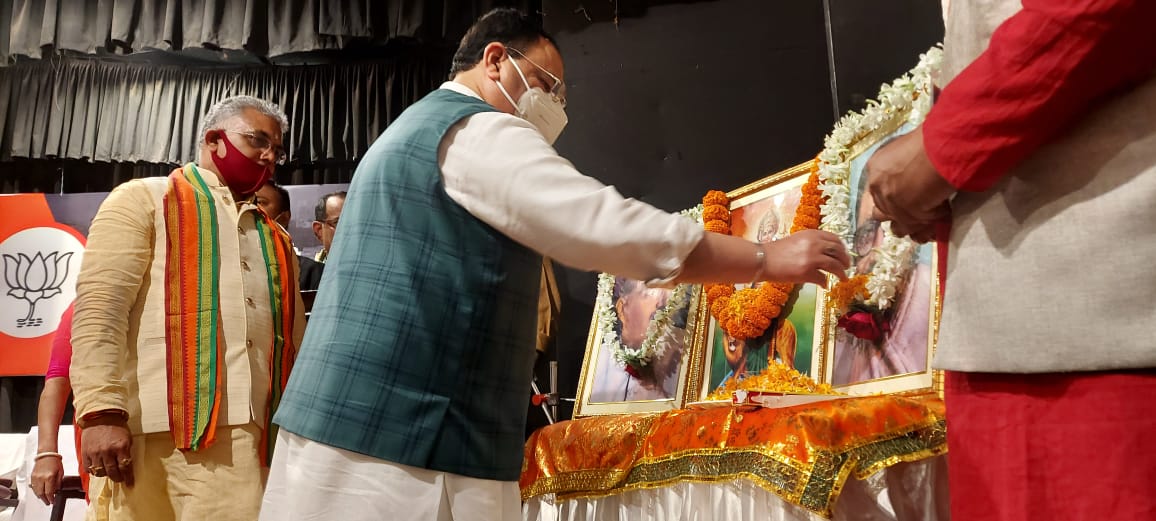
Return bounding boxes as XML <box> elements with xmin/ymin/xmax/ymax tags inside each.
<box><xmin>523</xmin><ymin>456</ymin><xmax>949</xmax><ymax>521</ymax></box>
<box><xmin>4</xmin><ymin>426</ymin><xmax>85</xmax><ymax>521</ymax></box>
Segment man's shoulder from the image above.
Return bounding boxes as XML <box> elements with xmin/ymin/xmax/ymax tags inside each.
<box><xmin>110</xmin><ymin>175</ymin><xmax>172</xmax><ymax>200</ymax></box>
<box><xmin>427</xmin><ymin>87</ymin><xmax>496</xmax><ymax>109</ymax></box>
<box><xmin>395</xmin><ymin>89</ymin><xmax>500</xmax><ymax>128</ymax></box>
<box><xmin>98</xmin><ymin>175</ymin><xmax>169</xmax><ymax>215</ymax></box>
<box><xmin>115</xmin><ymin>175</ymin><xmax>168</xmax><ymax>190</ymax></box>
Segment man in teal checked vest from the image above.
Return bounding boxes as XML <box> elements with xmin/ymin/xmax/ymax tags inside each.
<box><xmin>260</xmin><ymin>8</ymin><xmax>851</xmax><ymax>521</ymax></box>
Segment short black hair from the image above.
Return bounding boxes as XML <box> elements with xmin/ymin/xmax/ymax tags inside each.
<box><xmin>448</xmin><ymin>8</ymin><xmax>558</xmax><ymax>79</ymax></box>
<box><xmin>261</xmin><ymin>181</ymin><xmax>291</xmax><ymax>215</ymax></box>
<box><xmin>271</xmin><ymin>183</ymin><xmax>290</xmax><ymax>215</ymax></box>
<box><xmin>314</xmin><ymin>191</ymin><xmax>347</xmax><ymax>222</ymax></box>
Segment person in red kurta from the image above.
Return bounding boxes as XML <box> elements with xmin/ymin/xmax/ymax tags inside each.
<box><xmin>866</xmin><ymin>0</ymin><xmax>1156</xmax><ymax>519</ymax></box>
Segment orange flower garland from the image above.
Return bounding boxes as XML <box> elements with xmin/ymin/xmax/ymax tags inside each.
<box><xmin>827</xmin><ymin>274</ymin><xmax>870</xmax><ymax>314</ymax></box>
<box><xmin>705</xmin><ymin>360</ymin><xmax>839</xmax><ymax>400</ymax></box>
<box><xmin>791</xmin><ymin>172</ymin><xmax>823</xmax><ymax>233</ymax></box>
<box><xmin>703</xmin><ymin>159</ymin><xmax>825</xmax><ymax>340</ymax></box>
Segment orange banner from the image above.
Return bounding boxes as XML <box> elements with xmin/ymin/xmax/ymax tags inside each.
<box><xmin>0</xmin><ymin>194</ymin><xmax>86</xmax><ymax>375</ymax></box>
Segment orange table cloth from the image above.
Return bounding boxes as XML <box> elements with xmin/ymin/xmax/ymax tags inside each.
<box><xmin>520</xmin><ymin>393</ymin><xmax>946</xmax><ymax>518</ymax></box>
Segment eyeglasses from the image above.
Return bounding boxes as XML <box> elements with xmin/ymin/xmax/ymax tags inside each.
<box><xmin>321</xmin><ymin>217</ymin><xmax>339</xmax><ymax>228</ymax></box>
<box><xmin>853</xmin><ymin>219</ymin><xmax>881</xmax><ymax>258</ymax></box>
<box><xmin>226</xmin><ymin>129</ymin><xmax>287</xmax><ymax>164</ymax></box>
<box><xmin>507</xmin><ymin>47</ymin><xmax>567</xmax><ymax>108</ymax></box>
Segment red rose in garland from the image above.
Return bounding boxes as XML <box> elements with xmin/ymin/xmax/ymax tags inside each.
<box><xmin>836</xmin><ymin>310</ymin><xmax>890</xmax><ymax>343</ymax></box>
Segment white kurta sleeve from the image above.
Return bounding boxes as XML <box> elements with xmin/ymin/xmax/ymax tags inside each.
<box><xmin>439</xmin><ymin>109</ymin><xmax>703</xmax><ymax>284</ymax></box>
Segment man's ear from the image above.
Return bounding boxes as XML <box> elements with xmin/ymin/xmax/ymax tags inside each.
<box><xmin>312</xmin><ymin>221</ymin><xmax>323</xmax><ymax>240</ymax></box>
<box><xmin>481</xmin><ymin>42</ymin><xmax>507</xmax><ymax>82</ymax></box>
<box><xmin>205</xmin><ymin>129</ymin><xmax>223</xmax><ymax>154</ymax></box>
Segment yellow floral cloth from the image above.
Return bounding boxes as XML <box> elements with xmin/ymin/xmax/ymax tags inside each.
<box><xmin>521</xmin><ymin>393</ymin><xmax>946</xmax><ymax>518</ymax></box>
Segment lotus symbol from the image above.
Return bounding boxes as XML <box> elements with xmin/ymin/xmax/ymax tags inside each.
<box><xmin>2</xmin><ymin>251</ymin><xmax>73</xmax><ymax>328</ymax></box>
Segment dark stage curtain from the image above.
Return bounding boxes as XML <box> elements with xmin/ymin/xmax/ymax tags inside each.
<box><xmin>0</xmin><ymin>51</ymin><xmax>446</xmax><ymax>165</ymax></box>
<box><xmin>0</xmin><ymin>0</ymin><xmax>540</xmax><ymax>195</ymax></box>
<box><xmin>0</xmin><ymin>0</ymin><xmax>535</xmax><ymax>62</ymax></box>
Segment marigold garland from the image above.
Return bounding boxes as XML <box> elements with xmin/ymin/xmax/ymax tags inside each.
<box><xmin>706</xmin><ymin>360</ymin><xmax>839</xmax><ymax>400</ymax></box>
<box><xmin>701</xmin><ymin>204</ymin><xmax>731</xmax><ymax>223</ymax></box>
<box><xmin>702</xmin><ymin>159</ymin><xmax>825</xmax><ymax>340</ymax></box>
<box><xmin>827</xmin><ymin>274</ymin><xmax>870</xmax><ymax>315</ymax></box>
<box><xmin>704</xmin><ymin>220</ymin><xmax>730</xmax><ymax>235</ymax></box>
<box><xmin>790</xmin><ymin>173</ymin><xmax>824</xmax><ymax>233</ymax></box>
<box><xmin>702</xmin><ymin>190</ymin><xmax>729</xmax><ymax>206</ymax></box>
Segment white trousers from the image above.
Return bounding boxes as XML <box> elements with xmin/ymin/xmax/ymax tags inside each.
<box><xmin>258</xmin><ymin>431</ymin><xmax>520</xmax><ymax>521</ymax></box>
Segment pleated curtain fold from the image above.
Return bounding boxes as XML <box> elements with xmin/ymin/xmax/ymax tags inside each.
<box><xmin>1</xmin><ymin>0</ymin><xmax>535</xmax><ymax>61</ymax></box>
<box><xmin>0</xmin><ymin>54</ymin><xmax>445</xmax><ymax>164</ymax></box>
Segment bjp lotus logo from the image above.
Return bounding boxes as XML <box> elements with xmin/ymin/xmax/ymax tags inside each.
<box><xmin>2</xmin><ymin>251</ymin><xmax>74</xmax><ymax>328</ymax></box>
<box><xmin>0</xmin><ymin>226</ymin><xmax>85</xmax><ymax>339</ymax></box>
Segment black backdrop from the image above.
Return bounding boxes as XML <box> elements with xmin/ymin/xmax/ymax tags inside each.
<box><xmin>527</xmin><ymin>0</ymin><xmax>943</xmax><ymax>430</ymax></box>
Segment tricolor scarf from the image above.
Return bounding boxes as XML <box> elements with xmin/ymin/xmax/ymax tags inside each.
<box><xmin>162</xmin><ymin>164</ymin><xmax>298</xmax><ymax>464</ymax></box>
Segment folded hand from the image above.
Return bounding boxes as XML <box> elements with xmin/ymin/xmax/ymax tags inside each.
<box><xmin>866</xmin><ymin>126</ymin><xmax>954</xmax><ymax>243</ymax></box>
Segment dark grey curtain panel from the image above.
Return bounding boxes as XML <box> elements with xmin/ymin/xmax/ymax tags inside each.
<box><xmin>4</xmin><ymin>0</ymin><xmax>379</xmax><ymax>59</ymax></box>
<box><xmin>0</xmin><ymin>53</ymin><xmax>444</xmax><ymax>163</ymax></box>
<box><xmin>1</xmin><ymin>0</ymin><xmax>535</xmax><ymax>61</ymax></box>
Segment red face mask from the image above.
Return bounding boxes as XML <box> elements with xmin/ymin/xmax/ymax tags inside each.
<box><xmin>210</xmin><ymin>131</ymin><xmax>273</xmax><ymax>196</ymax></box>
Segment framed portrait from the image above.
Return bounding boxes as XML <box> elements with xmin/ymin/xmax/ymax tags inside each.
<box><xmin>573</xmin><ymin>210</ymin><xmax>710</xmax><ymax>417</ymax></box>
<box><xmin>691</xmin><ymin>162</ymin><xmax>825</xmax><ymax>400</ymax></box>
<box><xmin>810</xmin><ymin>47</ymin><xmax>943</xmax><ymax>396</ymax></box>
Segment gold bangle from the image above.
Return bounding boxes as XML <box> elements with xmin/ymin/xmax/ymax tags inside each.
<box><xmin>750</xmin><ymin>242</ymin><xmax>766</xmax><ymax>285</ymax></box>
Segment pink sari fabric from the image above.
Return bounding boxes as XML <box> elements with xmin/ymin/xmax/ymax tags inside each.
<box><xmin>45</xmin><ymin>305</ymin><xmax>74</xmax><ymax>379</ymax></box>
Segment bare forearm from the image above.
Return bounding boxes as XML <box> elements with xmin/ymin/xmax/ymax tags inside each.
<box><xmin>674</xmin><ymin>230</ymin><xmax>849</xmax><ymax>287</ymax></box>
<box><xmin>36</xmin><ymin>377</ymin><xmax>71</xmax><ymax>452</ymax></box>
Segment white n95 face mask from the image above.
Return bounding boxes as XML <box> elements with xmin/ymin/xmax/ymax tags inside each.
<box><xmin>494</xmin><ymin>55</ymin><xmax>568</xmax><ymax>145</ymax></box>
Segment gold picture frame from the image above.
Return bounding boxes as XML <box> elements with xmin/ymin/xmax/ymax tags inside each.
<box><xmin>807</xmin><ymin>48</ymin><xmax>945</xmax><ymax>396</ymax></box>
<box><xmin>808</xmin><ymin>123</ymin><xmax>944</xmax><ymax>395</ymax></box>
<box><xmin>573</xmin><ymin>211</ymin><xmax>711</xmax><ymax>417</ymax></box>
<box><xmin>580</xmin><ymin>46</ymin><xmax>947</xmax><ymax>408</ymax></box>
<box><xmin>691</xmin><ymin>162</ymin><xmax>827</xmax><ymax>400</ymax></box>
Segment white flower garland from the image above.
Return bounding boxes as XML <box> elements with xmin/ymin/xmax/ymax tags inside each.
<box><xmin>864</xmin><ymin>222</ymin><xmax>918</xmax><ymax>310</ymax></box>
<box><xmin>596</xmin><ymin>206</ymin><xmax>702</xmax><ymax>370</ymax></box>
<box><xmin>818</xmin><ymin>46</ymin><xmax>942</xmax><ymax>311</ymax></box>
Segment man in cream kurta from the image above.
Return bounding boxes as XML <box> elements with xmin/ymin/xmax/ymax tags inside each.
<box><xmin>70</xmin><ymin>96</ymin><xmax>305</xmax><ymax>521</ymax></box>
